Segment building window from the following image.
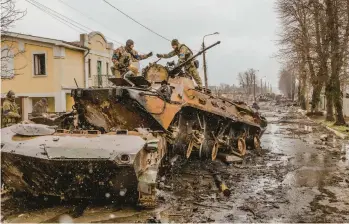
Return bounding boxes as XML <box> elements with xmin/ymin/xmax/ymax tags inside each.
<box><xmin>88</xmin><ymin>59</ymin><xmax>91</xmax><ymax>78</ymax></box>
<box><xmin>33</xmin><ymin>53</ymin><xmax>46</xmax><ymax>75</ymax></box>
<box><xmin>97</xmin><ymin>60</ymin><xmax>102</xmax><ymax>76</ymax></box>
<box><xmin>106</xmin><ymin>62</ymin><xmax>109</xmax><ymax>75</ymax></box>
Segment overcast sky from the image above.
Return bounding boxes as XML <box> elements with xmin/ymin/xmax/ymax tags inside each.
<box><xmin>13</xmin><ymin>0</ymin><xmax>280</xmax><ymax>89</ymax></box>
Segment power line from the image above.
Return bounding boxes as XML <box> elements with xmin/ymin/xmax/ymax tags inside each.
<box><xmin>27</xmin><ymin>0</ymin><xmax>152</xmax><ymax>54</ymax></box>
<box><xmin>102</xmin><ymin>0</ymin><xmax>171</xmax><ymax>42</ymax></box>
<box><xmin>25</xmin><ymin>0</ymin><xmax>126</xmax><ymax>49</ymax></box>
<box><xmin>56</xmin><ymin>0</ymin><xmax>124</xmax><ymax>46</ymax></box>
<box><xmin>30</xmin><ymin>0</ymin><xmax>92</xmax><ymax>32</ymax></box>
<box><xmin>25</xmin><ymin>0</ymin><xmax>87</xmax><ymax>34</ymax></box>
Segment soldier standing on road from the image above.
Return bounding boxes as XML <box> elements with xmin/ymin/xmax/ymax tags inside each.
<box><xmin>156</xmin><ymin>39</ymin><xmax>202</xmax><ymax>87</ymax></box>
<box><xmin>32</xmin><ymin>98</ymin><xmax>48</xmax><ymax>117</ymax></box>
<box><xmin>111</xmin><ymin>39</ymin><xmax>153</xmax><ymax>78</ymax></box>
<box><xmin>2</xmin><ymin>90</ymin><xmax>21</xmax><ymax>127</ymax></box>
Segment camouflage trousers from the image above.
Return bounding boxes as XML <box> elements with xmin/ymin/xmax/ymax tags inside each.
<box><xmin>111</xmin><ymin>66</ymin><xmax>123</xmax><ymax>78</ymax></box>
<box><xmin>111</xmin><ymin>66</ymin><xmax>138</xmax><ymax>78</ymax></box>
<box><xmin>1</xmin><ymin>117</ymin><xmax>18</xmax><ymax>128</ymax></box>
<box><xmin>185</xmin><ymin>65</ymin><xmax>202</xmax><ymax>87</ymax></box>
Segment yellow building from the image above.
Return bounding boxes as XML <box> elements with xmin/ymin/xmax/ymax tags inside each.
<box><xmin>1</xmin><ymin>31</ymin><xmax>114</xmax><ymax>120</ymax></box>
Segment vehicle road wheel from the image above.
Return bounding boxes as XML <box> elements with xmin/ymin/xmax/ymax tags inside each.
<box><xmin>236</xmin><ymin>137</ymin><xmax>246</xmax><ymax>156</ymax></box>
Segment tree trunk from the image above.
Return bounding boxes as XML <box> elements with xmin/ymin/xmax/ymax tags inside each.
<box><xmin>325</xmin><ymin>81</ymin><xmax>334</xmax><ymax>121</ymax></box>
<box><xmin>333</xmin><ymin>78</ymin><xmax>346</xmax><ymax>125</ymax></box>
<box><xmin>311</xmin><ymin>84</ymin><xmax>323</xmax><ymax>112</ymax></box>
<box><xmin>326</xmin><ymin>0</ymin><xmax>346</xmax><ymax>125</ymax></box>
<box><xmin>300</xmin><ymin>83</ymin><xmax>307</xmax><ymax>110</ymax></box>
<box><xmin>298</xmin><ymin>77</ymin><xmax>306</xmax><ymax>110</ymax></box>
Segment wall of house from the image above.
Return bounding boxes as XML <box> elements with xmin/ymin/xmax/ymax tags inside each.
<box><xmin>88</xmin><ymin>34</ymin><xmax>108</xmax><ymax>52</ymax></box>
<box><xmin>61</xmin><ymin>48</ymin><xmax>85</xmax><ymax>88</ymax></box>
<box><xmin>1</xmin><ymin>37</ymin><xmax>86</xmax><ymax>113</ymax></box>
<box><xmin>85</xmin><ymin>32</ymin><xmax>113</xmax><ymax>87</ymax></box>
<box><xmin>1</xmin><ymin>40</ymin><xmax>57</xmax><ymax>94</ymax></box>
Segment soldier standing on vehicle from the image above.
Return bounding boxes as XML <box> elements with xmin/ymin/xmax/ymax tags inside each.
<box><xmin>32</xmin><ymin>98</ymin><xmax>48</xmax><ymax>117</ymax></box>
<box><xmin>156</xmin><ymin>39</ymin><xmax>202</xmax><ymax>87</ymax></box>
<box><xmin>2</xmin><ymin>90</ymin><xmax>21</xmax><ymax>127</ymax></box>
<box><xmin>111</xmin><ymin>39</ymin><xmax>153</xmax><ymax>78</ymax></box>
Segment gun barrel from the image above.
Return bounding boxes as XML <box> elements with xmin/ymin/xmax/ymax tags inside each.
<box><xmin>170</xmin><ymin>41</ymin><xmax>221</xmax><ymax>72</ymax></box>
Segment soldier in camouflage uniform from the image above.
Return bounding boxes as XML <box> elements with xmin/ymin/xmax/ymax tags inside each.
<box><xmin>32</xmin><ymin>98</ymin><xmax>48</xmax><ymax>117</ymax></box>
<box><xmin>2</xmin><ymin>90</ymin><xmax>21</xmax><ymax>128</ymax></box>
<box><xmin>156</xmin><ymin>39</ymin><xmax>202</xmax><ymax>87</ymax></box>
<box><xmin>111</xmin><ymin>39</ymin><xmax>153</xmax><ymax>78</ymax></box>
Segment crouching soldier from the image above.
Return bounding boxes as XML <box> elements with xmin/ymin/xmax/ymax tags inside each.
<box><xmin>2</xmin><ymin>90</ymin><xmax>21</xmax><ymax>128</ymax></box>
<box><xmin>111</xmin><ymin>39</ymin><xmax>152</xmax><ymax>78</ymax></box>
<box><xmin>32</xmin><ymin>98</ymin><xmax>48</xmax><ymax>117</ymax></box>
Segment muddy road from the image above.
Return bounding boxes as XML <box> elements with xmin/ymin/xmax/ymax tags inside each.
<box><xmin>2</xmin><ymin>103</ymin><xmax>349</xmax><ymax>223</ymax></box>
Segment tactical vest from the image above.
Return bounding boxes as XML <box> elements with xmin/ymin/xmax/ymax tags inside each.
<box><xmin>178</xmin><ymin>44</ymin><xmax>199</xmax><ymax>68</ymax></box>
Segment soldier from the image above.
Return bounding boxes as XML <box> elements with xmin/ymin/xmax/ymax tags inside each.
<box><xmin>111</xmin><ymin>39</ymin><xmax>153</xmax><ymax>78</ymax></box>
<box><xmin>32</xmin><ymin>98</ymin><xmax>48</xmax><ymax>117</ymax></box>
<box><xmin>2</xmin><ymin>90</ymin><xmax>21</xmax><ymax>127</ymax></box>
<box><xmin>156</xmin><ymin>39</ymin><xmax>202</xmax><ymax>87</ymax></box>
<box><xmin>252</xmin><ymin>102</ymin><xmax>260</xmax><ymax>111</ymax></box>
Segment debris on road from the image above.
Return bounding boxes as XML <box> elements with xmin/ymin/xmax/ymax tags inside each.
<box><xmin>213</xmin><ymin>174</ymin><xmax>231</xmax><ymax>197</ymax></box>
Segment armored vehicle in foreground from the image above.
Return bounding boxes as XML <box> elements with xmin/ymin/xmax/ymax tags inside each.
<box><xmin>1</xmin><ymin>41</ymin><xmax>267</xmax><ymax>207</ymax></box>
<box><xmin>1</xmin><ymin>124</ymin><xmax>166</xmax><ymax>207</ymax></box>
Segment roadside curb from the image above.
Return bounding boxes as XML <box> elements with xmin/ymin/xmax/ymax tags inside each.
<box><xmin>324</xmin><ymin>126</ymin><xmax>348</xmax><ymax>140</ymax></box>
<box><xmin>298</xmin><ymin>109</ymin><xmax>348</xmax><ymax>139</ymax></box>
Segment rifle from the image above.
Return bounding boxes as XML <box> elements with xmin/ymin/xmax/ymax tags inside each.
<box><xmin>169</xmin><ymin>41</ymin><xmax>221</xmax><ymax>74</ymax></box>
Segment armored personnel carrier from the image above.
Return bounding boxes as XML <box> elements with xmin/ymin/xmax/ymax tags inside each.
<box><xmin>1</xmin><ymin>41</ymin><xmax>267</xmax><ymax>207</ymax></box>
<box><xmin>69</xmin><ymin>41</ymin><xmax>267</xmax><ymax>159</ymax></box>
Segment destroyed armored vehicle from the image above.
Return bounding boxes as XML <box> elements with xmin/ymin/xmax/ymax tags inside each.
<box><xmin>69</xmin><ymin>41</ymin><xmax>267</xmax><ymax>159</ymax></box>
<box><xmin>1</xmin><ymin>124</ymin><xmax>166</xmax><ymax>207</ymax></box>
<box><xmin>1</xmin><ymin>41</ymin><xmax>267</xmax><ymax>207</ymax></box>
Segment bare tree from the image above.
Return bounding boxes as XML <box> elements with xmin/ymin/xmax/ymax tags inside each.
<box><xmin>325</xmin><ymin>0</ymin><xmax>349</xmax><ymax>125</ymax></box>
<box><xmin>276</xmin><ymin>0</ymin><xmax>349</xmax><ymax>124</ymax></box>
<box><xmin>237</xmin><ymin>68</ymin><xmax>258</xmax><ymax>96</ymax></box>
<box><xmin>278</xmin><ymin>67</ymin><xmax>296</xmax><ymax>99</ymax></box>
<box><xmin>1</xmin><ymin>0</ymin><xmax>26</xmax><ymax>78</ymax></box>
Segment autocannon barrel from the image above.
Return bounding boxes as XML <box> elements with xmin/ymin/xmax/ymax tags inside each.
<box><xmin>170</xmin><ymin>41</ymin><xmax>221</xmax><ymax>72</ymax></box>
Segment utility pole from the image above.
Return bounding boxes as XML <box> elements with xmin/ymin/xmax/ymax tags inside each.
<box><xmin>202</xmin><ymin>32</ymin><xmax>219</xmax><ymax>89</ymax></box>
<box><xmin>202</xmin><ymin>41</ymin><xmax>208</xmax><ymax>89</ymax></box>
<box><xmin>253</xmin><ymin>73</ymin><xmax>256</xmax><ymax>102</ymax></box>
